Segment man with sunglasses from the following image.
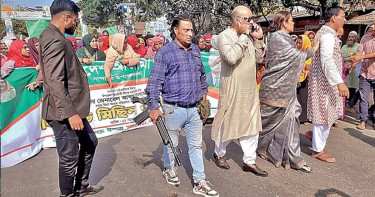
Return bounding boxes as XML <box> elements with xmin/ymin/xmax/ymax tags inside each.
<box><xmin>39</xmin><ymin>0</ymin><xmax>103</xmax><ymax>196</ymax></box>
<box><xmin>211</xmin><ymin>5</ymin><xmax>268</xmax><ymax>177</ymax></box>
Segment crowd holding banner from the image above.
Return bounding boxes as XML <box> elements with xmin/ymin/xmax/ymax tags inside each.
<box><xmin>1</xmin><ymin>54</ymin><xmax>220</xmax><ymax>168</ymax></box>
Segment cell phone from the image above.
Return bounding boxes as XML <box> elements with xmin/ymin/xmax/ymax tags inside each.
<box><xmin>250</xmin><ymin>24</ymin><xmax>255</xmax><ymax>33</ymax></box>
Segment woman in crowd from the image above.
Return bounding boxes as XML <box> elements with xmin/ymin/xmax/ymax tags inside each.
<box><xmin>102</xmin><ymin>30</ymin><xmax>109</xmax><ymax>37</ymax></box>
<box><xmin>104</xmin><ymin>33</ymin><xmax>140</xmax><ymax>87</ymax></box>
<box><xmin>76</xmin><ymin>34</ymin><xmax>106</xmax><ymax>64</ymax></box>
<box><xmin>155</xmin><ymin>33</ymin><xmax>167</xmax><ymax>46</ymax></box>
<box><xmin>100</xmin><ymin>36</ymin><xmax>110</xmax><ymax>54</ymax></box>
<box><xmin>77</xmin><ymin>38</ymin><xmax>83</xmax><ymax>50</ymax></box>
<box><xmin>296</xmin><ymin>35</ymin><xmax>312</xmax><ymax>125</ymax></box>
<box><xmin>145</xmin><ymin>33</ymin><xmax>154</xmax><ymax>48</ymax></box>
<box><xmin>27</xmin><ymin>37</ymin><xmax>40</xmax><ymax>66</ymax></box>
<box><xmin>139</xmin><ymin>38</ymin><xmax>146</xmax><ymax>47</ymax></box>
<box><xmin>66</xmin><ymin>36</ymin><xmax>78</xmax><ymax>51</ymax></box>
<box><xmin>98</xmin><ymin>34</ymin><xmax>105</xmax><ymax>49</ymax></box>
<box><xmin>146</xmin><ymin>36</ymin><xmax>163</xmax><ymax>59</ymax></box>
<box><xmin>1</xmin><ymin>41</ymin><xmax>9</xmax><ymax>58</ymax></box>
<box><xmin>257</xmin><ymin>11</ymin><xmax>317</xmax><ymax>173</ymax></box>
<box><xmin>7</xmin><ymin>40</ymin><xmax>36</xmax><ymax>68</ymax></box>
<box><xmin>304</xmin><ymin>31</ymin><xmax>316</xmax><ymax>44</ymax></box>
<box><xmin>25</xmin><ymin>37</ymin><xmax>45</xmax><ymax>90</ymax></box>
<box><xmin>204</xmin><ymin>34</ymin><xmax>213</xmax><ymax>52</ymax></box>
<box><xmin>1</xmin><ymin>40</ymin><xmax>15</xmax><ymax>78</ymax></box>
<box><xmin>127</xmin><ymin>35</ymin><xmax>148</xmax><ymax>58</ymax></box>
<box><xmin>192</xmin><ymin>34</ymin><xmax>206</xmax><ymax>51</ymax></box>
<box><xmin>291</xmin><ymin>35</ymin><xmax>298</xmax><ymax>43</ymax></box>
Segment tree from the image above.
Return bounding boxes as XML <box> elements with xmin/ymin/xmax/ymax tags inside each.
<box><xmin>0</xmin><ymin>19</ymin><xmax>28</xmax><ymax>39</ymax></box>
<box><xmin>77</xmin><ymin>0</ymin><xmax>124</xmax><ymax>28</ymax></box>
<box><xmin>11</xmin><ymin>19</ymin><xmax>28</xmax><ymax>38</ymax></box>
<box><xmin>133</xmin><ymin>0</ymin><xmax>166</xmax><ymax>22</ymax></box>
<box><xmin>1</xmin><ymin>19</ymin><xmax>6</xmax><ymax>39</ymax></box>
<box><xmin>151</xmin><ymin>0</ymin><xmax>374</xmax><ymax>35</ymax></box>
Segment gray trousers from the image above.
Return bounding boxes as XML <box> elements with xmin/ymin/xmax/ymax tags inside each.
<box><xmin>358</xmin><ymin>75</ymin><xmax>375</xmax><ymax>123</ymax></box>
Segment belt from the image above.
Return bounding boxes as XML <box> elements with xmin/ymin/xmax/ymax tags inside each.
<box><xmin>164</xmin><ymin>101</ymin><xmax>198</xmax><ymax>108</ymax></box>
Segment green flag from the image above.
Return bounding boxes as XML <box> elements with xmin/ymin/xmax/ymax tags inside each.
<box><xmin>25</xmin><ymin>19</ymin><xmax>51</xmax><ymax>38</ymax></box>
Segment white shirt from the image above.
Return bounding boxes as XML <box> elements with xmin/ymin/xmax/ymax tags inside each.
<box><xmin>320</xmin><ymin>25</ymin><xmax>343</xmax><ymax>86</ymax></box>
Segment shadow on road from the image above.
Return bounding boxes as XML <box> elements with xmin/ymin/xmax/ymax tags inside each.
<box><xmin>202</xmin><ymin>126</ymin><xmax>248</xmax><ymax>169</ymax></box>
<box><xmin>344</xmin><ymin>128</ymin><xmax>375</xmax><ymax>147</ymax></box>
<box><xmin>138</xmin><ymin>128</ymin><xmax>196</xmax><ymax>185</ymax></box>
<box><xmin>89</xmin><ymin>137</ymin><xmax>120</xmax><ymax>185</ymax></box>
<box><xmin>315</xmin><ymin>188</ymin><xmax>351</xmax><ymax>197</ymax></box>
<box><xmin>299</xmin><ymin>133</ymin><xmax>313</xmax><ymax>156</ymax></box>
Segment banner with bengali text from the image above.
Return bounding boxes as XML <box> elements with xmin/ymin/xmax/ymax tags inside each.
<box><xmin>1</xmin><ymin>52</ymin><xmax>221</xmax><ymax>168</ymax></box>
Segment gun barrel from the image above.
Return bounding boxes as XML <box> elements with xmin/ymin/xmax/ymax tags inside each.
<box><xmin>156</xmin><ymin>117</ymin><xmax>182</xmax><ymax>166</ymax></box>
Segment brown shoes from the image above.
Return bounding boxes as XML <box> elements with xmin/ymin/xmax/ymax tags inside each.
<box><xmin>242</xmin><ymin>163</ymin><xmax>268</xmax><ymax>177</ymax></box>
<box><xmin>304</xmin><ymin>131</ymin><xmax>313</xmax><ymax>141</ymax></box>
<box><xmin>213</xmin><ymin>153</ymin><xmax>230</xmax><ymax>170</ymax></box>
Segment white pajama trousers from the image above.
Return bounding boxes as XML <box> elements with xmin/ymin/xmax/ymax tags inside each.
<box><xmin>311</xmin><ymin>123</ymin><xmax>331</xmax><ymax>152</ymax></box>
<box><xmin>214</xmin><ymin>121</ymin><xmax>258</xmax><ymax>164</ymax></box>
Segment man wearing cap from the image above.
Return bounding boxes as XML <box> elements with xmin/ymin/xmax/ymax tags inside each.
<box><xmin>341</xmin><ymin>31</ymin><xmax>360</xmax><ymax>103</ymax></box>
<box><xmin>350</xmin><ymin>20</ymin><xmax>375</xmax><ymax>130</ymax></box>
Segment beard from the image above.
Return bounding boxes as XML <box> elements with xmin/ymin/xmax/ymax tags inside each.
<box><xmin>65</xmin><ymin>26</ymin><xmax>76</xmax><ymax>35</ymax></box>
<box><xmin>346</xmin><ymin>40</ymin><xmax>355</xmax><ymax>47</ymax></box>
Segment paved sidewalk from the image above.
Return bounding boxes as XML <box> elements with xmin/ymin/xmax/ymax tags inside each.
<box><xmin>1</xmin><ymin>113</ymin><xmax>374</xmax><ymax>197</ymax></box>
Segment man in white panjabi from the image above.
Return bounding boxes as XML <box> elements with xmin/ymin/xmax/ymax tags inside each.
<box><xmin>211</xmin><ymin>5</ymin><xmax>268</xmax><ymax>177</ymax></box>
<box><xmin>307</xmin><ymin>6</ymin><xmax>349</xmax><ymax>163</ymax></box>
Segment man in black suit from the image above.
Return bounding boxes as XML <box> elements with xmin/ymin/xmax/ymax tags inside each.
<box><xmin>39</xmin><ymin>0</ymin><xmax>103</xmax><ymax>196</ymax></box>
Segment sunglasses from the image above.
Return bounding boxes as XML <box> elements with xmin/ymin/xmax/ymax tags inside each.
<box><xmin>236</xmin><ymin>16</ymin><xmax>254</xmax><ymax>23</ymax></box>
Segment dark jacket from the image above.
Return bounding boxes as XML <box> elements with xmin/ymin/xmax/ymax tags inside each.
<box><xmin>40</xmin><ymin>24</ymin><xmax>90</xmax><ymax>121</ymax></box>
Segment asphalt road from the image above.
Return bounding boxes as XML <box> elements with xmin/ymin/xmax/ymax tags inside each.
<box><xmin>2</xmin><ymin>111</ymin><xmax>374</xmax><ymax>197</ymax></box>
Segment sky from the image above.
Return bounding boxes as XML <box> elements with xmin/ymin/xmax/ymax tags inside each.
<box><xmin>1</xmin><ymin>0</ymin><xmax>79</xmax><ymax>8</ymax></box>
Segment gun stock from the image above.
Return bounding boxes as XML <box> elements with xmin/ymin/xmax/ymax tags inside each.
<box><xmin>133</xmin><ymin>109</ymin><xmax>150</xmax><ymax>125</ymax></box>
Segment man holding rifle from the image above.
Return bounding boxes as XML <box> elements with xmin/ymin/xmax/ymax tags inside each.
<box><xmin>146</xmin><ymin>14</ymin><xmax>219</xmax><ymax>197</ymax></box>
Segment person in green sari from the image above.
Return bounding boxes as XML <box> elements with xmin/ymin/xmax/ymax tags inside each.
<box><xmin>76</xmin><ymin>34</ymin><xmax>106</xmax><ymax>64</ymax></box>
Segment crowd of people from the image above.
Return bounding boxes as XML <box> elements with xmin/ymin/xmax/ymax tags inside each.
<box><xmin>0</xmin><ymin>27</ymin><xmax>216</xmax><ymax>91</ymax></box>
<box><xmin>2</xmin><ymin>0</ymin><xmax>375</xmax><ymax>196</ymax></box>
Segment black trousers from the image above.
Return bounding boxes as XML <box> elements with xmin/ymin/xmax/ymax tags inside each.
<box><xmin>47</xmin><ymin>118</ymin><xmax>98</xmax><ymax>197</ymax></box>
<box><xmin>297</xmin><ymin>80</ymin><xmax>309</xmax><ymax>123</ymax></box>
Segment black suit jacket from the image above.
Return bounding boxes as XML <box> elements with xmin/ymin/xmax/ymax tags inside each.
<box><xmin>40</xmin><ymin>24</ymin><xmax>90</xmax><ymax>121</ymax></box>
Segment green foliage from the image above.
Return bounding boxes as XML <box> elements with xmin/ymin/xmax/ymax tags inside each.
<box><xmin>134</xmin><ymin>0</ymin><xmax>166</xmax><ymax>22</ymax></box>
<box><xmin>77</xmin><ymin>0</ymin><xmax>124</xmax><ymax>28</ymax></box>
<box><xmin>11</xmin><ymin>19</ymin><xmax>28</xmax><ymax>38</ymax></box>
<box><xmin>0</xmin><ymin>19</ymin><xmax>28</xmax><ymax>38</ymax></box>
<box><xmin>1</xmin><ymin>19</ymin><xmax>6</xmax><ymax>39</ymax></box>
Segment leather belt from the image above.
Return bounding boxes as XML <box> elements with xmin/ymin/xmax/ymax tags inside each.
<box><xmin>164</xmin><ymin>101</ymin><xmax>198</xmax><ymax>108</ymax></box>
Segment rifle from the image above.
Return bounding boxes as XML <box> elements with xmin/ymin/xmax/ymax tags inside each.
<box><xmin>132</xmin><ymin>97</ymin><xmax>182</xmax><ymax>166</ymax></box>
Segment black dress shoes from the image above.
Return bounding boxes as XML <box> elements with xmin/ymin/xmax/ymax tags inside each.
<box><xmin>242</xmin><ymin>163</ymin><xmax>268</xmax><ymax>177</ymax></box>
<box><xmin>213</xmin><ymin>153</ymin><xmax>230</xmax><ymax>169</ymax></box>
<box><xmin>75</xmin><ymin>185</ymin><xmax>104</xmax><ymax>197</ymax></box>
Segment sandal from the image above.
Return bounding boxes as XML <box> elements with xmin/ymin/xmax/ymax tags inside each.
<box><xmin>291</xmin><ymin>162</ymin><xmax>312</xmax><ymax>173</ymax></box>
<box><xmin>257</xmin><ymin>150</ymin><xmax>268</xmax><ymax>160</ymax></box>
<box><xmin>356</xmin><ymin>122</ymin><xmax>366</xmax><ymax>130</ymax></box>
<box><xmin>312</xmin><ymin>151</ymin><xmax>336</xmax><ymax>163</ymax></box>
<box><xmin>304</xmin><ymin>131</ymin><xmax>312</xmax><ymax>141</ymax></box>
<box><xmin>299</xmin><ymin>164</ymin><xmax>312</xmax><ymax>173</ymax></box>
